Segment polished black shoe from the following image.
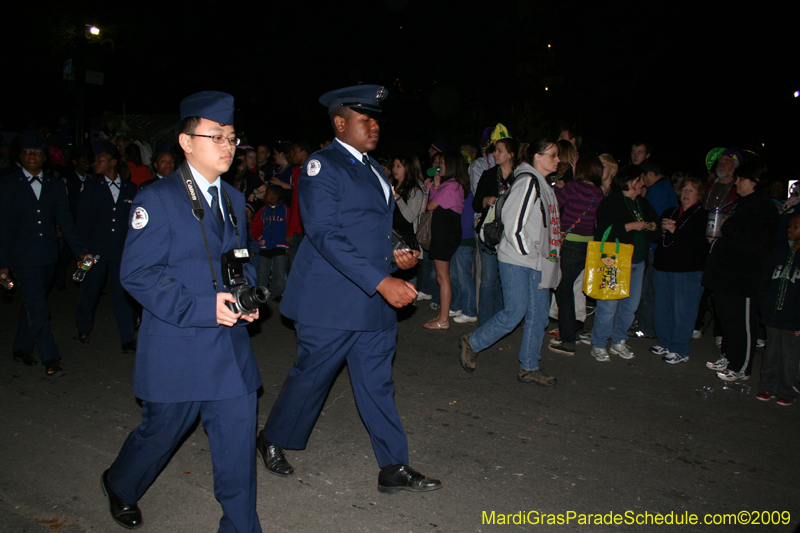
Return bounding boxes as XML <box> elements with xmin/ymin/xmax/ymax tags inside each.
<box><xmin>101</xmin><ymin>469</ymin><xmax>142</xmax><ymax>530</ymax></box>
<box><xmin>256</xmin><ymin>432</ymin><xmax>293</xmax><ymax>476</ymax></box>
<box><xmin>45</xmin><ymin>360</ymin><xmax>66</xmax><ymax>379</ymax></box>
<box><xmin>121</xmin><ymin>341</ymin><xmax>137</xmax><ymax>354</ymax></box>
<box><xmin>378</xmin><ymin>465</ymin><xmax>442</xmax><ymax>493</ymax></box>
<box><xmin>78</xmin><ymin>331</ymin><xmax>91</xmax><ymax>345</ymax></box>
<box><xmin>12</xmin><ymin>350</ymin><xmax>37</xmax><ymax>366</ymax></box>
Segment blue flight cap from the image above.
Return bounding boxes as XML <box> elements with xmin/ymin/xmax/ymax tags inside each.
<box><xmin>180</xmin><ymin>91</ymin><xmax>235</xmax><ymax>125</ymax></box>
<box><xmin>21</xmin><ymin>131</ymin><xmax>45</xmax><ymax>149</ymax></box>
<box><xmin>319</xmin><ymin>85</ymin><xmax>388</xmax><ymax>119</ymax></box>
<box><xmin>153</xmin><ymin>143</ymin><xmax>173</xmax><ymax>156</ymax></box>
<box><xmin>92</xmin><ymin>140</ymin><xmax>117</xmax><ymax>157</ymax></box>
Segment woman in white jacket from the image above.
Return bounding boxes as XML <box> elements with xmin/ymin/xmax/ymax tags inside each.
<box><xmin>458</xmin><ymin>139</ymin><xmax>563</xmax><ymax>384</ymax></box>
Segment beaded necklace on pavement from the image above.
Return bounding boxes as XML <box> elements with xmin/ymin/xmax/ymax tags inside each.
<box><xmin>776</xmin><ymin>246</ymin><xmax>798</xmax><ymax>311</ymax></box>
<box><xmin>661</xmin><ymin>204</ymin><xmax>703</xmax><ymax>248</ymax></box>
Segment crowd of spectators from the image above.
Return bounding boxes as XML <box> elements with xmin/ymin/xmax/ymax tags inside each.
<box><xmin>2</xmin><ymin>122</ymin><xmax>799</xmax><ymax>405</ymax></box>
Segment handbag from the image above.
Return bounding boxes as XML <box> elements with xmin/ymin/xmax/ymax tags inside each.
<box><xmin>416</xmin><ymin>211</ymin><xmax>433</xmax><ymax>250</ymax></box>
<box><xmin>583</xmin><ymin>225</ymin><xmax>634</xmax><ymax>300</ymax></box>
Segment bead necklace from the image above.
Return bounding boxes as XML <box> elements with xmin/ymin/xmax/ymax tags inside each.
<box><xmin>624</xmin><ymin>195</ymin><xmax>644</xmax><ymax>222</ymax></box>
<box><xmin>661</xmin><ymin>204</ymin><xmax>703</xmax><ymax>248</ymax></box>
<box><xmin>776</xmin><ymin>245</ymin><xmax>798</xmax><ymax>311</ymax></box>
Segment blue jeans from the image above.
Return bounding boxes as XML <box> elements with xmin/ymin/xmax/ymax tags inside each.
<box><xmin>653</xmin><ymin>270</ymin><xmax>704</xmax><ymax>357</ymax></box>
<box><xmin>470</xmin><ymin>262</ymin><xmax>550</xmax><ymax>371</ymax></box>
<box><xmin>450</xmin><ymin>245</ymin><xmax>477</xmax><ymax>317</ymax></box>
<box><xmin>634</xmin><ymin>249</ymin><xmax>656</xmax><ymax>335</ymax></box>
<box><xmin>257</xmin><ymin>252</ymin><xmax>288</xmax><ymax>299</ymax></box>
<box><xmin>477</xmin><ymin>236</ymin><xmax>503</xmax><ymax>325</ymax></box>
<box><xmin>591</xmin><ymin>261</ymin><xmax>645</xmax><ymax>348</ymax></box>
<box><xmin>419</xmin><ymin>254</ymin><xmax>440</xmax><ymax>304</ymax></box>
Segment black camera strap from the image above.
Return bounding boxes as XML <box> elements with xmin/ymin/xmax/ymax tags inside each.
<box><xmin>179</xmin><ymin>161</ymin><xmax>237</xmax><ymax>291</ymax></box>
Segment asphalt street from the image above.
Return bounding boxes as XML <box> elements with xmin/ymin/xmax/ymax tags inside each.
<box><xmin>1</xmin><ymin>282</ymin><xmax>798</xmax><ymax>533</ymax></box>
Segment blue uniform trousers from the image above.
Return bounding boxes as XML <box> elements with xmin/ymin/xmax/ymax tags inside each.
<box><xmin>108</xmin><ymin>392</ymin><xmax>260</xmax><ymax>533</ymax></box>
<box><xmin>263</xmin><ymin>323</ymin><xmax>409</xmax><ymax>469</ymax></box>
<box><xmin>12</xmin><ymin>264</ymin><xmax>60</xmax><ymax>364</ymax></box>
<box><xmin>76</xmin><ymin>258</ymin><xmax>135</xmax><ymax>344</ymax></box>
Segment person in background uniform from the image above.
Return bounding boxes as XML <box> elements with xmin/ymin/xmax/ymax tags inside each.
<box><xmin>139</xmin><ymin>144</ymin><xmax>176</xmax><ymax>189</ymax></box>
<box><xmin>0</xmin><ymin>132</ymin><xmax>87</xmax><ymax>378</ymax></box>
<box><xmin>54</xmin><ymin>146</ymin><xmax>93</xmax><ymax>290</ymax></box>
<box><xmin>255</xmin><ymin>85</ymin><xmax>441</xmax><ymax>494</ymax></box>
<box><xmin>100</xmin><ymin>92</ymin><xmax>263</xmax><ymax>532</ymax></box>
<box><xmin>74</xmin><ymin>141</ymin><xmax>138</xmax><ymax>353</ymax></box>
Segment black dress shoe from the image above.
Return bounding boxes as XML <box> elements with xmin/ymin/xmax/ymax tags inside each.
<box><xmin>78</xmin><ymin>331</ymin><xmax>91</xmax><ymax>345</ymax></box>
<box><xmin>121</xmin><ymin>341</ymin><xmax>136</xmax><ymax>354</ymax></box>
<box><xmin>378</xmin><ymin>464</ymin><xmax>442</xmax><ymax>493</ymax></box>
<box><xmin>45</xmin><ymin>360</ymin><xmax>66</xmax><ymax>379</ymax></box>
<box><xmin>12</xmin><ymin>350</ymin><xmax>37</xmax><ymax>366</ymax></box>
<box><xmin>256</xmin><ymin>432</ymin><xmax>293</xmax><ymax>476</ymax></box>
<box><xmin>101</xmin><ymin>469</ymin><xmax>142</xmax><ymax>530</ymax></box>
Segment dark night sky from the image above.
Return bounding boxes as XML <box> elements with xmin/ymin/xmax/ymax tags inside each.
<box><xmin>3</xmin><ymin>1</ymin><xmax>798</xmax><ymax>176</ymax></box>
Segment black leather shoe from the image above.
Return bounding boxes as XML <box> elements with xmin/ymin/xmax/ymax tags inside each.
<box><xmin>78</xmin><ymin>331</ymin><xmax>91</xmax><ymax>345</ymax></box>
<box><xmin>12</xmin><ymin>350</ymin><xmax>37</xmax><ymax>366</ymax></box>
<box><xmin>121</xmin><ymin>341</ymin><xmax>136</xmax><ymax>354</ymax></box>
<box><xmin>256</xmin><ymin>432</ymin><xmax>293</xmax><ymax>476</ymax></box>
<box><xmin>378</xmin><ymin>465</ymin><xmax>442</xmax><ymax>493</ymax></box>
<box><xmin>101</xmin><ymin>469</ymin><xmax>142</xmax><ymax>529</ymax></box>
<box><xmin>45</xmin><ymin>361</ymin><xmax>66</xmax><ymax>379</ymax></box>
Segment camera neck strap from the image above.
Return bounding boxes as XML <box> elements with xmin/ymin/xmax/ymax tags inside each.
<box><xmin>178</xmin><ymin>162</ymin><xmax>241</xmax><ymax>291</ymax></box>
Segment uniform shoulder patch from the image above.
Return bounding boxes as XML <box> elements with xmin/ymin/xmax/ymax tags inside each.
<box><xmin>131</xmin><ymin>206</ymin><xmax>149</xmax><ymax>229</ymax></box>
<box><xmin>307</xmin><ymin>159</ymin><xmax>321</xmax><ymax>177</ymax></box>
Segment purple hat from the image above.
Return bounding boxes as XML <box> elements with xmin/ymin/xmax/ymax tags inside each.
<box><xmin>721</xmin><ymin>148</ymin><xmax>745</xmax><ymax>166</ymax></box>
<box><xmin>180</xmin><ymin>91</ymin><xmax>235</xmax><ymax>125</ymax></box>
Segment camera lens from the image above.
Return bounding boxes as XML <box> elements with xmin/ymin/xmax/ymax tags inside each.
<box><xmin>238</xmin><ymin>285</ymin><xmax>269</xmax><ymax>312</ymax></box>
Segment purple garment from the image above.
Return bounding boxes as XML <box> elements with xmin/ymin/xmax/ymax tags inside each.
<box><xmin>429</xmin><ymin>179</ymin><xmax>464</xmax><ymax>214</ymax></box>
<box><xmin>460</xmin><ymin>192</ymin><xmax>476</xmax><ymax>239</ymax></box>
<box><xmin>555</xmin><ymin>180</ymin><xmax>602</xmax><ymax>237</ymax></box>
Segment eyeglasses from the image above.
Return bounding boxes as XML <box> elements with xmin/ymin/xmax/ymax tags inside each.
<box><xmin>187</xmin><ymin>134</ymin><xmax>240</xmax><ymax>146</ymax></box>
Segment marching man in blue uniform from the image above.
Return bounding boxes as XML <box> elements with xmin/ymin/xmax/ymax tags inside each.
<box><xmin>0</xmin><ymin>132</ymin><xmax>87</xmax><ymax>378</ymax></box>
<box><xmin>256</xmin><ymin>85</ymin><xmax>442</xmax><ymax>493</ymax></box>
<box><xmin>101</xmin><ymin>92</ymin><xmax>263</xmax><ymax>532</ymax></box>
<box><xmin>74</xmin><ymin>140</ymin><xmax>138</xmax><ymax>353</ymax></box>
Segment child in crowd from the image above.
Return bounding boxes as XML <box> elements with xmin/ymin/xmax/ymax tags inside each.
<box><xmin>251</xmin><ymin>185</ymin><xmax>289</xmax><ymax>301</ymax></box>
<box><xmin>756</xmin><ymin>212</ymin><xmax>800</xmax><ymax>406</ymax></box>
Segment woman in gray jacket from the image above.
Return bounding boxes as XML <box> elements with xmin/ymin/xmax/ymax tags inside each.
<box><xmin>458</xmin><ymin>139</ymin><xmax>563</xmax><ymax>385</ymax></box>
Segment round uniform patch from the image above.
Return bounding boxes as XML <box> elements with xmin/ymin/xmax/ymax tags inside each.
<box><xmin>131</xmin><ymin>206</ymin><xmax>149</xmax><ymax>229</ymax></box>
<box><xmin>307</xmin><ymin>159</ymin><xmax>321</xmax><ymax>177</ymax></box>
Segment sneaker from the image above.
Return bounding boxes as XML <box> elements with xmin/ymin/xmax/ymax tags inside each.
<box><xmin>717</xmin><ymin>369</ymin><xmax>750</xmax><ymax>381</ymax></box>
<box><xmin>548</xmin><ymin>338</ymin><xmax>575</xmax><ymax>356</ymax></box>
<box><xmin>692</xmin><ymin>329</ymin><xmax>702</xmax><ymax>339</ymax></box>
<box><xmin>591</xmin><ymin>347</ymin><xmax>610</xmax><ymax>362</ymax></box>
<box><xmin>706</xmin><ymin>356</ymin><xmax>728</xmax><ymax>371</ymax></box>
<box><xmin>416</xmin><ymin>291</ymin><xmax>432</xmax><ymax>301</ymax></box>
<box><xmin>453</xmin><ymin>314</ymin><xmax>477</xmax><ymax>324</ymax></box>
<box><xmin>649</xmin><ymin>345</ymin><xmax>670</xmax><ymax>356</ymax></box>
<box><xmin>756</xmin><ymin>391</ymin><xmax>774</xmax><ymax>401</ymax></box>
<box><xmin>776</xmin><ymin>397</ymin><xmax>794</xmax><ymax>406</ymax></box>
<box><xmin>517</xmin><ymin>368</ymin><xmax>557</xmax><ymax>386</ymax></box>
<box><xmin>449</xmin><ymin>309</ymin><xmax>462</xmax><ymax>317</ymax></box>
<box><xmin>547</xmin><ymin>327</ymin><xmax>560</xmax><ymax>338</ymax></box>
<box><xmin>715</xmin><ymin>336</ymin><xmax>722</xmax><ymax>347</ymax></box>
<box><xmin>429</xmin><ymin>302</ymin><xmax>440</xmax><ymax>311</ymax></box>
<box><xmin>610</xmin><ymin>341</ymin><xmax>635</xmax><ymax>359</ymax></box>
<box><xmin>663</xmin><ymin>352</ymin><xmax>689</xmax><ymax>364</ymax></box>
<box><xmin>459</xmin><ymin>333</ymin><xmax>477</xmax><ymax>372</ymax></box>
<box><xmin>579</xmin><ymin>332</ymin><xmax>592</xmax><ymax>345</ymax></box>
<box><xmin>756</xmin><ymin>338</ymin><xmax>765</xmax><ymax>348</ymax></box>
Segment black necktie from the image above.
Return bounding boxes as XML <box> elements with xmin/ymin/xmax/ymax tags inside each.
<box><xmin>108</xmin><ymin>179</ymin><xmax>119</xmax><ymax>189</ymax></box>
<box><xmin>208</xmin><ymin>186</ymin><xmax>224</xmax><ymax>233</ymax></box>
<box><xmin>362</xmin><ymin>154</ymin><xmax>369</xmax><ymax>166</ymax></box>
<box><xmin>28</xmin><ymin>176</ymin><xmax>41</xmax><ymax>184</ymax></box>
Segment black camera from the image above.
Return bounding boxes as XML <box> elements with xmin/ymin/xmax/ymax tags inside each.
<box><xmin>221</xmin><ymin>249</ymin><xmax>269</xmax><ymax>315</ymax></box>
